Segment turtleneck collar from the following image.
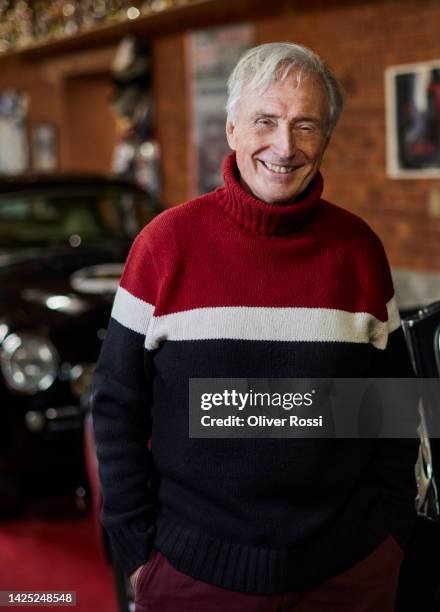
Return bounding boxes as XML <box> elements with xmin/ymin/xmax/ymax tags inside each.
<box><xmin>217</xmin><ymin>152</ymin><xmax>324</xmax><ymax>237</ymax></box>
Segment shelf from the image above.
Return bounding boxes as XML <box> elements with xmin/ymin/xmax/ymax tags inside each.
<box><xmin>0</xmin><ymin>0</ymin><xmax>270</xmax><ymax>63</ymax></box>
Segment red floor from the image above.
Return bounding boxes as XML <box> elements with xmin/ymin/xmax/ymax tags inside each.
<box><xmin>0</xmin><ymin>508</ymin><xmax>118</xmax><ymax>612</ymax></box>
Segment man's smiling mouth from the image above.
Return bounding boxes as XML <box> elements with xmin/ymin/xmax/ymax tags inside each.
<box><xmin>259</xmin><ymin>160</ymin><xmax>297</xmax><ymax>174</ymax></box>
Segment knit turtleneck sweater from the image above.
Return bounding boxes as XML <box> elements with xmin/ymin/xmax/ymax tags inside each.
<box><xmin>92</xmin><ymin>153</ymin><xmax>417</xmax><ymax>594</ymax></box>
<box><xmin>219</xmin><ymin>153</ymin><xmax>323</xmax><ymax>236</ymax></box>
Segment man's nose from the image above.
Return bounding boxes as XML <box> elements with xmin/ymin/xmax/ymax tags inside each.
<box><xmin>273</xmin><ymin>126</ymin><xmax>296</xmax><ymax>159</ymax></box>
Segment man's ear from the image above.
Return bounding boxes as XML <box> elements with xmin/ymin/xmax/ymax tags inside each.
<box><xmin>226</xmin><ymin>117</ymin><xmax>236</xmax><ymax>150</ymax></box>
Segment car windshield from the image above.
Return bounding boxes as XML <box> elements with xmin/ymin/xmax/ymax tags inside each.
<box><xmin>0</xmin><ymin>186</ymin><xmax>158</xmax><ymax>247</ymax></box>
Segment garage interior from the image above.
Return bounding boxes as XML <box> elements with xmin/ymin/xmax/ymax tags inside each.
<box><xmin>0</xmin><ymin>1</ymin><xmax>439</xmax><ymax>611</ymax></box>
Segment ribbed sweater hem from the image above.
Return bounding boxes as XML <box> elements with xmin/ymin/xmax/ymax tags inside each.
<box><xmin>154</xmin><ymin>513</ymin><xmax>390</xmax><ymax>594</ymax></box>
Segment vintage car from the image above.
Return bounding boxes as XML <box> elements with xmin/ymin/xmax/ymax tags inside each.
<box><xmin>0</xmin><ymin>174</ymin><xmax>161</xmax><ymax>513</ymax></box>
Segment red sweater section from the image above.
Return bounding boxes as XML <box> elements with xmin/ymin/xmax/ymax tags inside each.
<box><xmin>121</xmin><ymin>153</ymin><xmax>393</xmax><ymax>323</ymax></box>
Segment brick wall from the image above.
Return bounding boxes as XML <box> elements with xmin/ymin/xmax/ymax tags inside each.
<box><xmin>0</xmin><ymin>49</ymin><xmax>117</xmax><ymax>173</ymax></box>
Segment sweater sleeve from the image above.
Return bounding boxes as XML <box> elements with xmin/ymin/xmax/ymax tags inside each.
<box><xmin>91</xmin><ymin>229</ymin><xmax>159</xmax><ymax>577</ymax></box>
<box><xmin>370</xmin><ymin>243</ymin><xmax>419</xmax><ymax>553</ymax></box>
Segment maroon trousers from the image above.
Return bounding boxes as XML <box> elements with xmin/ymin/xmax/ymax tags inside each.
<box><xmin>134</xmin><ymin>535</ymin><xmax>404</xmax><ymax>612</ymax></box>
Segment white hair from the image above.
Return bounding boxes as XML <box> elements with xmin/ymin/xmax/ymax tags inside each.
<box><xmin>226</xmin><ymin>42</ymin><xmax>344</xmax><ymax>135</ymax></box>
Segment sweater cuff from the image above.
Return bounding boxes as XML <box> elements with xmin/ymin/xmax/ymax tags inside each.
<box><xmin>104</xmin><ymin>520</ymin><xmax>156</xmax><ymax>577</ymax></box>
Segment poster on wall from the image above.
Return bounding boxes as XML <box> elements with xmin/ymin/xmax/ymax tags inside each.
<box><xmin>186</xmin><ymin>23</ymin><xmax>254</xmax><ymax>196</ymax></box>
<box><xmin>386</xmin><ymin>60</ymin><xmax>440</xmax><ymax>178</ymax></box>
<box><xmin>0</xmin><ymin>91</ymin><xmax>28</xmax><ymax>174</ymax></box>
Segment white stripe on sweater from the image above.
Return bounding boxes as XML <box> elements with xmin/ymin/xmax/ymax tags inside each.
<box><xmin>111</xmin><ymin>287</ymin><xmax>400</xmax><ymax>351</ymax></box>
<box><xmin>111</xmin><ymin>286</ymin><xmax>154</xmax><ymax>335</ymax></box>
<box><xmin>386</xmin><ymin>296</ymin><xmax>401</xmax><ymax>333</ymax></box>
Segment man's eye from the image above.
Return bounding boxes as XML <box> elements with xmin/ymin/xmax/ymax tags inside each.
<box><xmin>297</xmin><ymin>124</ymin><xmax>316</xmax><ymax>134</ymax></box>
<box><xmin>256</xmin><ymin>119</ymin><xmax>274</xmax><ymax>126</ymax></box>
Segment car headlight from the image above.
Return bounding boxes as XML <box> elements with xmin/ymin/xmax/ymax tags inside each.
<box><xmin>0</xmin><ymin>333</ymin><xmax>59</xmax><ymax>394</ymax></box>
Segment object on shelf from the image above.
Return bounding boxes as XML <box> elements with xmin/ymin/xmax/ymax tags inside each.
<box><xmin>0</xmin><ymin>0</ymin><xmax>197</xmax><ymax>54</ymax></box>
<box><xmin>32</xmin><ymin>123</ymin><xmax>57</xmax><ymax>171</ymax></box>
<box><xmin>111</xmin><ymin>35</ymin><xmax>160</xmax><ymax>195</ymax></box>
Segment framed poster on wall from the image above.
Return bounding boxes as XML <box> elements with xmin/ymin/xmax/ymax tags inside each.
<box><xmin>186</xmin><ymin>23</ymin><xmax>254</xmax><ymax>196</ymax></box>
<box><xmin>0</xmin><ymin>91</ymin><xmax>28</xmax><ymax>174</ymax></box>
<box><xmin>386</xmin><ymin>59</ymin><xmax>440</xmax><ymax>178</ymax></box>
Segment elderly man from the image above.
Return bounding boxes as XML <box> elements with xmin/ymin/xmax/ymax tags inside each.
<box><xmin>92</xmin><ymin>42</ymin><xmax>417</xmax><ymax>611</ymax></box>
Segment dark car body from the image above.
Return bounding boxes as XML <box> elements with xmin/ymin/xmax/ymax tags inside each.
<box><xmin>0</xmin><ymin>174</ymin><xmax>161</xmax><ymax>511</ymax></box>
<box><xmin>402</xmin><ymin>301</ymin><xmax>440</xmax><ymax>518</ymax></box>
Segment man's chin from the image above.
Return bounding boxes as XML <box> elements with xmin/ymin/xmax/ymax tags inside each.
<box><xmin>242</xmin><ymin>174</ymin><xmax>309</xmax><ymax>204</ymax></box>
<box><xmin>257</xmin><ymin>170</ymin><xmax>314</xmax><ymax>202</ymax></box>
<box><xmin>259</xmin><ymin>184</ymin><xmax>305</xmax><ymax>204</ymax></box>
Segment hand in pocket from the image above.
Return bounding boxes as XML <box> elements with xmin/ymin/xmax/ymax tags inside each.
<box><xmin>130</xmin><ymin>549</ymin><xmax>156</xmax><ymax>593</ymax></box>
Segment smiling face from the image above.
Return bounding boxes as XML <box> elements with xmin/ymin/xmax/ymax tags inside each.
<box><xmin>226</xmin><ymin>70</ymin><xmax>330</xmax><ymax>204</ymax></box>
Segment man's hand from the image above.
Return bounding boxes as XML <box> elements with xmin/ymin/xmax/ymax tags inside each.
<box><xmin>129</xmin><ymin>565</ymin><xmax>143</xmax><ymax>592</ymax></box>
<box><xmin>129</xmin><ymin>550</ymin><xmax>156</xmax><ymax>593</ymax></box>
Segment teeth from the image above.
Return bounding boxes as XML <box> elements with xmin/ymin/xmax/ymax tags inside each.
<box><xmin>262</xmin><ymin>161</ymin><xmax>294</xmax><ymax>174</ymax></box>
